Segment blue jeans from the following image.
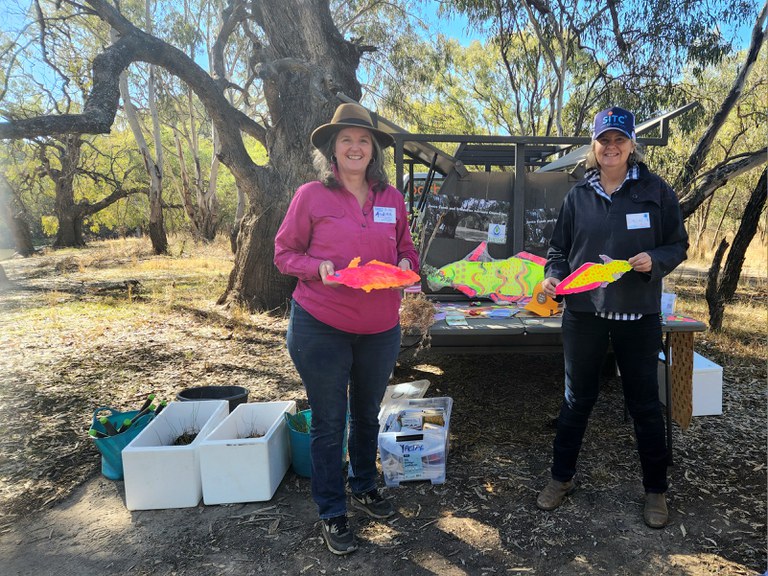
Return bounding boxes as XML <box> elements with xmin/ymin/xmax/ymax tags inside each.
<box><xmin>551</xmin><ymin>309</ymin><xmax>668</xmax><ymax>493</ymax></box>
<box><xmin>287</xmin><ymin>300</ymin><xmax>401</xmax><ymax>519</ymax></box>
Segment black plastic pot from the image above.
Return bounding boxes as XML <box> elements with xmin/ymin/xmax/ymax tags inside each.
<box><xmin>176</xmin><ymin>385</ymin><xmax>249</xmax><ymax>412</ymax></box>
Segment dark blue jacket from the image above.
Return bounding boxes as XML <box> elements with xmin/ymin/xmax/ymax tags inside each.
<box><xmin>546</xmin><ymin>163</ymin><xmax>688</xmax><ymax>315</ymax></box>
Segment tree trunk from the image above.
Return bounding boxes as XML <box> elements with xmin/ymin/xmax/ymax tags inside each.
<box><xmin>220</xmin><ymin>196</ymin><xmax>296</xmax><ymax>309</ymax></box>
<box><xmin>705</xmin><ymin>239</ymin><xmax>728</xmax><ymax>330</ymax></box>
<box><xmin>0</xmin><ymin>264</ymin><xmax>11</xmax><ymax>289</ymax></box>
<box><xmin>705</xmin><ymin>167</ymin><xmax>767</xmax><ymax>331</ymax></box>
<box><xmin>53</xmin><ymin>135</ymin><xmax>86</xmax><ymax>248</ymax></box>
<box><xmin>230</xmin><ymin>187</ymin><xmax>245</xmax><ymax>253</ymax></box>
<box><xmin>113</xmin><ymin>7</ymin><xmax>168</xmax><ymax>256</ymax></box>
<box><xmin>219</xmin><ymin>0</ymin><xmax>364</xmax><ymax>310</ymax></box>
<box><xmin>0</xmin><ymin>175</ymin><xmax>36</xmax><ymax>256</ymax></box>
<box><xmin>200</xmin><ymin>130</ymin><xmax>221</xmax><ymax>242</ymax></box>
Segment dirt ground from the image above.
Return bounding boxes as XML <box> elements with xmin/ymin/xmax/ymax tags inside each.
<box><xmin>0</xmin><ymin>248</ymin><xmax>765</xmax><ymax>576</ymax></box>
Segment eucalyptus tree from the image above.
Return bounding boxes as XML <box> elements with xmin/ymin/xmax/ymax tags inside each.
<box><xmin>447</xmin><ymin>0</ymin><xmax>759</xmax><ymax>135</ymax></box>
<box><xmin>0</xmin><ymin>0</ymin><xmax>400</xmax><ymax>309</ymax></box>
<box><xmin>0</xmin><ymin>7</ymin><xmax>142</xmax><ymax>248</ymax></box>
<box><xmin>162</xmin><ymin>0</ymin><xmax>229</xmax><ymax>244</ymax></box>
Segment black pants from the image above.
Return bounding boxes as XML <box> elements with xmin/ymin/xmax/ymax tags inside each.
<box><xmin>551</xmin><ymin>309</ymin><xmax>668</xmax><ymax>493</ymax></box>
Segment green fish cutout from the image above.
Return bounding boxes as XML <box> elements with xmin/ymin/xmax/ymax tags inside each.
<box><xmin>425</xmin><ymin>243</ymin><xmax>545</xmax><ymax>303</ymax></box>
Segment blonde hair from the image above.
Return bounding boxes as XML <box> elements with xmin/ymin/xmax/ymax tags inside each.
<box><xmin>585</xmin><ymin>140</ymin><xmax>645</xmax><ymax>170</ymax></box>
<box><xmin>312</xmin><ymin>131</ymin><xmax>389</xmax><ymax>193</ymax></box>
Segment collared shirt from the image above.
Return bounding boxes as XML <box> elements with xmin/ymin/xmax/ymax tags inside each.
<box><xmin>586</xmin><ymin>164</ymin><xmax>642</xmax><ymax>320</ymax></box>
<box><xmin>274</xmin><ymin>180</ymin><xmax>418</xmax><ymax>334</ymax></box>
<box><xmin>585</xmin><ymin>164</ymin><xmax>640</xmax><ymax>202</ymax></box>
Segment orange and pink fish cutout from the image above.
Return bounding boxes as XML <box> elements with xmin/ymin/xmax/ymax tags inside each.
<box><xmin>555</xmin><ymin>255</ymin><xmax>632</xmax><ymax>295</ymax></box>
<box><xmin>331</xmin><ymin>257</ymin><xmax>420</xmax><ymax>292</ymax></box>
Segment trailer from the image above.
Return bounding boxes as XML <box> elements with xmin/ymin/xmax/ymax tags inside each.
<box><xmin>337</xmin><ymin>94</ymin><xmax>700</xmax><ymax>350</ymax></box>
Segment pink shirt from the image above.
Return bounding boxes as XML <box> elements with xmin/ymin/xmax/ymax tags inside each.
<box><xmin>274</xmin><ymin>180</ymin><xmax>419</xmax><ymax>334</ymax></box>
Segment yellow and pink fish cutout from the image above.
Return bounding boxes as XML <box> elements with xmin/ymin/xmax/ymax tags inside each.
<box><xmin>331</xmin><ymin>257</ymin><xmax>420</xmax><ymax>292</ymax></box>
<box><xmin>555</xmin><ymin>255</ymin><xmax>632</xmax><ymax>295</ymax></box>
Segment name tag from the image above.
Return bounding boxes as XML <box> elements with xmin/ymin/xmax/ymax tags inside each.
<box><xmin>373</xmin><ymin>206</ymin><xmax>396</xmax><ymax>224</ymax></box>
<box><xmin>626</xmin><ymin>212</ymin><xmax>650</xmax><ymax>230</ymax></box>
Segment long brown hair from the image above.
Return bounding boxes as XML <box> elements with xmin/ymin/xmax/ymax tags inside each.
<box><xmin>312</xmin><ymin>131</ymin><xmax>390</xmax><ymax>192</ymax></box>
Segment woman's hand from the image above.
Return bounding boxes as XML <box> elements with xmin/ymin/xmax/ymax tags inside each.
<box><xmin>398</xmin><ymin>258</ymin><xmax>412</xmax><ymax>271</ymax></box>
<box><xmin>319</xmin><ymin>260</ymin><xmax>341</xmax><ymax>286</ymax></box>
<box><xmin>628</xmin><ymin>252</ymin><xmax>653</xmax><ymax>273</ymax></box>
<box><xmin>541</xmin><ymin>277</ymin><xmax>560</xmax><ymax>298</ymax></box>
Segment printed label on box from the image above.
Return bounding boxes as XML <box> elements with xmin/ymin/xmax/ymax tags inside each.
<box><xmin>402</xmin><ymin>452</ymin><xmax>424</xmax><ymax>479</ymax></box>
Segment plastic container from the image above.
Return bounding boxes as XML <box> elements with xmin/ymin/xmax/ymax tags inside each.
<box><xmin>378</xmin><ymin>396</ymin><xmax>453</xmax><ymax>487</ymax></box>
<box><xmin>122</xmin><ymin>400</ymin><xmax>229</xmax><ymax>510</ymax></box>
<box><xmin>285</xmin><ymin>409</ymin><xmax>348</xmax><ymax>478</ymax></box>
<box><xmin>176</xmin><ymin>385</ymin><xmax>249</xmax><ymax>412</ymax></box>
<box><xmin>199</xmin><ymin>401</ymin><xmax>296</xmax><ymax>504</ymax></box>
<box><xmin>90</xmin><ymin>406</ymin><xmax>155</xmax><ymax>480</ymax></box>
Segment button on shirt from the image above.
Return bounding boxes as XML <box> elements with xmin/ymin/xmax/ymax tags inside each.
<box><xmin>274</xmin><ymin>180</ymin><xmax>418</xmax><ymax>334</ymax></box>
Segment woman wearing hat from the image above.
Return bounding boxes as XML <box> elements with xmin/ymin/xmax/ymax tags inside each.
<box><xmin>274</xmin><ymin>102</ymin><xmax>418</xmax><ymax>555</ymax></box>
<box><xmin>537</xmin><ymin>107</ymin><xmax>688</xmax><ymax>528</ymax></box>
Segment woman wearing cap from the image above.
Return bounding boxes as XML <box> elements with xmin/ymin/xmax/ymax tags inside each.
<box><xmin>536</xmin><ymin>107</ymin><xmax>688</xmax><ymax>528</ymax></box>
<box><xmin>274</xmin><ymin>102</ymin><xmax>418</xmax><ymax>555</ymax></box>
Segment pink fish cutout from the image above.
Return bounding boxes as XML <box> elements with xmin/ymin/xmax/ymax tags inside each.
<box><xmin>555</xmin><ymin>255</ymin><xmax>632</xmax><ymax>295</ymax></box>
<box><xmin>331</xmin><ymin>257</ymin><xmax>420</xmax><ymax>292</ymax></box>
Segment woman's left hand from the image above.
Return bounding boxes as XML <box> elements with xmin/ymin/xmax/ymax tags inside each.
<box><xmin>397</xmin><ymin>258</ymin><xmax>419</xmax><ymax>289</ymax></box>
<box><xmin>628</xmin><ymin>252</ymin><xmax>653</xmax><ymax>273</ymax></box>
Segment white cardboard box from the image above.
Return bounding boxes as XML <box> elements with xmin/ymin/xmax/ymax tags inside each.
<box><xmin>122</xmin><ymin>400</ymin><xmax>229</xmax><ymax>510</ymax></box>
<box><xmin>199</xmin><ymin>401</ymin><xmax>296</xmax><ymax>505</ymax></box>
<box><xmin>378</xmin><ymin>397</ymin><xmax>452</xmax><ymax>487</ymax></box>
<box><xmin>658</xmin><ymin>351</ymin><xmax>723</xmax><ymax>416</ymax></box>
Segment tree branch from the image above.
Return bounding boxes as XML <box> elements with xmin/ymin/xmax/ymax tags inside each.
<box><xmin>679</xmin><ymin>148</ymin><xmax>768</xmax><ymax>218</ymax></box>
<box><xmin>1</xmin><ymin>0</ymin><xmax>267</xmax><ymax>146</ymax></box>
<box><xmin>675</xmin><ymin>1</ymin><xmax>767</xmax><ymax>192</ymax></box>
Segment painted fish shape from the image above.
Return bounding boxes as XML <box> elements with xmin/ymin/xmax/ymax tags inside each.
<box><xmin>555</xmin><ymin>255</ymin><xmax>632</xmax><ymax>295</ymax></box>
<box><xmin>331</xmin><ymin>257</ymin><xmax>420</xmax><ymax>292</ymax></box>
<box><xmin>425</xmin><ymin>248</ymin><xmax>545</xmax><ymax>303</ymax></box>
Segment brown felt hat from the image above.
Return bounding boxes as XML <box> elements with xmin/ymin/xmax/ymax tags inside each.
<box><xmin>311</xmin><ymin>103</ymin><xmax>394</xmax><ymax>149</ymax></box>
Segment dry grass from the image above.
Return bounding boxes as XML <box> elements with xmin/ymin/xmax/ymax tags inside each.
<box><xmin>0</xmin><ymin>235</ymin><xmax>765</xmax><ymax>575</ymax></box>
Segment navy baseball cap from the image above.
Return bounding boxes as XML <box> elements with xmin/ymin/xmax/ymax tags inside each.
<box><xmin>592</xmin><ymin>107</ymin><xmax>636</xmax><ymax>140</ymax></box>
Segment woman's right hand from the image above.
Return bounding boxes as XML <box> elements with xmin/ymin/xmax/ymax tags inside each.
<box><xmin>541</xmin><ymin>277</ymin><xmax>560</xmax><ymax>298</ymax></box>
<box><xmin>319</xmin><ymin>260</ymin><xmax>341</xmax><ymax>286</ymax></box>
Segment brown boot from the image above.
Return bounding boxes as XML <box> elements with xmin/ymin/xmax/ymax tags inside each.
<box><xmin>643</xmin><ymin>492</ymin><xmax>668</xmax><ymax>528</ymax></box>
<box><xmin>536</xmin><ymin>479</ymin><xmax>574</xmax><ymax>511</ymax></box>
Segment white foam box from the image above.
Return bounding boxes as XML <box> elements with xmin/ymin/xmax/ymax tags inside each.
<box><xmin>378</xmin><ymin>397</ymin><xmax>452</xmax><ymax>487</ymax></box>
<box><xmin>199</xmin><ymin>401</ymin><xmax>296</xmax><ymax>505</ymax></box>
<box><xmin>658</xmin><ymin>351</ymin><xmax>723</xmax><ymax>416</ymax></box>
<box><xmin>122</xmin><ymin>400</ymin><xmax>229</xmax><ymax>510</ymax></box>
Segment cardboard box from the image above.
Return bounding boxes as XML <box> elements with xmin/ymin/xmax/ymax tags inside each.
<box><xmin>378</xmin><ymin>380</ymin><xmax>430</xmax><ymax>422</ymax></box>
<box><xmin>658</xmin><ymin>352</ymin><xmax>723</xmax><ymax>416</ymax></box>
<box><xmin>199</xmin><ymin>401</ymin><xmax>296</xmax><ymax>505</ymax></box>
<box><xmin>122</xmin><ymin>400</ymin><xmax>229</xmax><ymax>510</ymax></box>
<box><xmin>378</xmin><ymin>397</ymin><xmax>452</xmax><ymax>487</ymax></box>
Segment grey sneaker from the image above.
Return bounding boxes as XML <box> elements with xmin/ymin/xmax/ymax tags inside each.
<box><xmin>320</xmin><ymin>515</ymin><xmax>357</xmax><ymax>555</ymax></box>
<box><xmin>350</xmin><ymin>488</ymin><xmax>395</xmax><ymax>519</ymax></box>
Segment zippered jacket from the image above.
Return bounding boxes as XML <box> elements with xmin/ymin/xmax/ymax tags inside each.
<box><xmin>545</xmin><ymin>163</ymin><xmax>688</xmax><ymax>315</ymax></box>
